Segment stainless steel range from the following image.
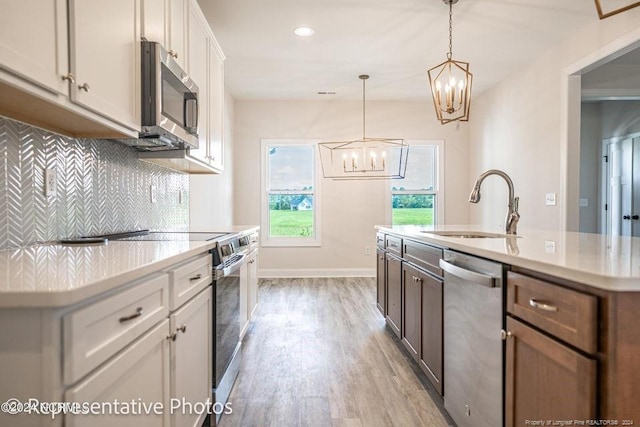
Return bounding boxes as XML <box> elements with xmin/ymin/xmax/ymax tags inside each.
<box><xmin>67</xmin><ymin>229</ymin><xmax>251</xmax><ymax>426</ymax></box>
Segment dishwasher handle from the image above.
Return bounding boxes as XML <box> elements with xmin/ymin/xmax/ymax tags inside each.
<box><xmin>439</xmin><ymin>259</ymin><xmax>497</xmax><ymax>288</ymax></box>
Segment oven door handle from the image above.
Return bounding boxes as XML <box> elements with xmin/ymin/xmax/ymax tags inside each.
<box><xmin>215</xmin><ymin>253</ymin><xmax>247</xmax><ymax>278</ymax></box>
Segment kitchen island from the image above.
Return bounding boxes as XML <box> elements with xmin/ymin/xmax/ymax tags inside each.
<box><xmin>376</xmin><ymin>225</ymin><xmax>640</xmax><ymax>426</ymax></box>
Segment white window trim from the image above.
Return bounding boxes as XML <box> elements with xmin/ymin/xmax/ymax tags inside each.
<box><xmin>260</xmin><ymin>139</ymin><xmax>322</xmax><ymax>247</ymax></box>
<box><xmin>384</xmin><ymin>139</ymin><xmax>445</xmax><ymax>226</ymax></box>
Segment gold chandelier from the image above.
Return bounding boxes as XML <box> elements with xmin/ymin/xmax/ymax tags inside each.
<box><xmin>318</xmin><ymin>75</ymin><xmax>409</xmax><ymax>180</ymax></box>
<box><xmin>427</xmin><ymin>0</ymin><xmax>473</xmax><ymax>124</ymax></box>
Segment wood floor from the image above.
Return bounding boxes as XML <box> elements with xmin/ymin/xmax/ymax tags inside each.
<box><xmin>219</xmin><ymin>277</ymin><xmax>453</xmax><ymax>427</ymax></box>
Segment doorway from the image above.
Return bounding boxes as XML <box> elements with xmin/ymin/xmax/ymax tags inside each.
<box><xmin>603</xmin><ymin>134</ymin><xmax>640</xmax><ymax>236</ymax></box>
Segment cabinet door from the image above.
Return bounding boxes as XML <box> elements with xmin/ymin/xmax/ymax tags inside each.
<box><xmin>168</xmin><ymin>0</ymin><xmax>187</xmax><ymax>69</ymax></box>
<box><xmin>402</xmin><ymin>263</ymin><xmax>421</xmax><ymax>361</ymax></box>
<box><xmin>505</xmin><ymin>317</ymin><xmax>597</xmax><ymax>427</ymax></box>
<box><xmin>187</xmin><ymin>2</ymin><xmax>209</xmax><ymax>162</ymax></box>
<box><xmin>65</xmin><ymin>320</ymin><xmax>170</xmax><ymax>427</ymax></box>
<box><xmin>170</xmin><ymin>287</ymin><xmax>212</xmax><ymax>427</ymax></box>
<box><xmin>386</xmin><ymin>254</ymin><xmax>402</xmax><ymax>338</ymax></box>
<box><xmin>207</xmin><ymin>38</ymin><xmax>225</xmax><ymax>171</ymax></box>
<box><xmin>420</xmin><ymin>270</ymin><xmax>443</xmax><ymax>395</ymax></box>
<box><xmin>0</xmin><ymin>0</ymin><xmax>68</xmax><ymax>95</ymax></box>
<box><xmin>376</xmin><ymin>249</ymin><xmax>386</xmax><ymax>315</ymax></box>
<box><xmin>141</xmin><ymin>0</ymin><xmax>167</xmax><ymax>44</ymax></box>
<box><xmin>68</xmin><ymin>0</ymin><xmax>140</xmax><ymax>130</ymax></box>
<box><xmin>248</xmin><ymin>250</ymin><xmax>259</xmax><ymax>320</ymax></box>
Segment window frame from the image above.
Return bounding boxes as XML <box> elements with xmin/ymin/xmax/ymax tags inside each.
<box><xmin>260</xmin><ymin>139</ymin><xmax>322</xmax><ymax>247</ymax></box>
<box><xmin>385</xmin><ymin>140</ymin><xmax>445</xmax><ymax>226</ymax></box>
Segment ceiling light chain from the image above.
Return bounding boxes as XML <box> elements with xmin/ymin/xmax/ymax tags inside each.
<box><xmin>361</xmin><ymin>74</ymin><xmax>368</xmax><ymax>140</ymax></box>
<box><xmin>447</xmin><ymin>0</ymin><xmax>453</xmax><ymax>60</ymax></box>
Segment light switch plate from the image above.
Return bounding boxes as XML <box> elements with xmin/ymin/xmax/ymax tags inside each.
<box><xmin>545</xmin><ymin>193</ymin><xmax>557</xmax><ymax>206</ymax></box>
<box><xmin>579</xmin><ymin>198</ymin><xmax>589</xmax><ymax>207</ymax></box>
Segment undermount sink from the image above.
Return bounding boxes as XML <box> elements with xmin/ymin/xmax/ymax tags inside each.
<box><xmin>421</xmin><ymin>230</ymin><xmax>521</xmax><ymax>239</ymax></box>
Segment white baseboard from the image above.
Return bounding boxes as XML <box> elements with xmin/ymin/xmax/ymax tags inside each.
<box><xmin>258</xmin><ymin>268</ymin><xmax>376</xmax><ymax>278</ymax></box>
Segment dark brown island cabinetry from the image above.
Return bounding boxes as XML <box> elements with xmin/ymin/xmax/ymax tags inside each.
<box><xmin>376</xmin><ymin>248</ymin><xmax>386</xmax><ymax>315</ymax></box>
<box><xmin>376</xmin><ymin>232</ymin><xmax>444</xmax><ymax>396</ymax></box>
<box><xmin>386</xmin><ymin>253</ymin><xmax>402</xmax><ymax>338</ymax></box>
<box><xmin>506</xmin><ymin>269</ymin><xmax>640</xmax><ymax>423</ymax></box>
<box><xmin>402</xmin><ymin>261</ymin><xmax>443</xmax><ymax>395</ymax></box>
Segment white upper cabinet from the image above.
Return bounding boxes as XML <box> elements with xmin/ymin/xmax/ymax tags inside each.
<box><xmin>68</xmin><ymin>0</ymin><xmax>141</xmax><ymax>131</ymax></box>
<box><xmin>208</xmin><ymin>39</ymin><xmax>225</xmax><ymax>171</ymax></box>
<box><xmin>142</xmin><ymin>0</ymin><xmax>187</xmax><ymax>70</ymax></box>
<box><xmin>141</xmin><ymin>0</ymin><xmax>167</xmax><ymax>44</ymax></box>
<box><xmin>0</xmin><ymin>0</ymin><xmax>68</xmax><ymax>95</ymax></box>
<box><xmin>168</xmin><ymin>0</ymin><xmax>188</xmax><ymax>70</ymax></box>
<box><xmin>186</xmin><ymin>0</ymin><xmax>225</xmax><ymax>171</ymax></box>
<box><xmin>188</xmin><ymin>3</ymin><xmax>210</xmax><ymax>162</ymax></box>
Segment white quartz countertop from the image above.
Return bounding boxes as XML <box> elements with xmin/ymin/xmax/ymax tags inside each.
<box><xmin>0</xmin><ymin>226</ymin><xmax>260</xmax><ymax>308</ymax></box>
<box><xmin>376</xmin><ymin>225</ymin><xmax>640</xmax><ymax>292</ymax></box>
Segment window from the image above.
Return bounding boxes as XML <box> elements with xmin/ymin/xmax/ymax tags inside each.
<box><xmin>389</xmin><ymin>140</ymin><xmax>444</xmax><ymax>226</ymax></box>
<box><xmin>261</xmin><ymin>139</ymin><xmax>321</xmax><ymax>246</ymax></box>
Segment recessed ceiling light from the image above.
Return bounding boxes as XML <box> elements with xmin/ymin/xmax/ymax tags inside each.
<box><xmin>294</xmin><ymin>26</ymin><xmax>314</xmax><ymax>37</ymax></box>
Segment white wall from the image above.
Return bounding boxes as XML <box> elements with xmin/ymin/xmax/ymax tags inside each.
<box><xmin>233</xmin><ymin>100</ymin><xmax>470</xmax><ymax>274</ymax></box>
<box><xmin>189</xmin><ymin>90</ymin><xmax>235</xmax><ymax>230</ymax></box>
<box><xmin>469</xmin><ymin>10</ymin><xmax>640</xmax><ymax>231</ymax></box>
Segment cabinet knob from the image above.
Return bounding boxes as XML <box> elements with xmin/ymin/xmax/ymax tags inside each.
<box><xmin>178</xmin><ymin>324</ymin><xmax>187</xmax><ymax>334</ymax></box>
<box><xmin>61</xmin><ymin>73</ymin><xmax>75</xmax><ymax>83</ymax></box>
<box><xmin>500</xmin><ymin>329</ymin><xmax>513</xmax><ymax>340</ymax></box>
<box><xmin>78</xmin><ymin>83</ymin><xmax>90</xmax><ymax>92</ymax></box>
<box><xmin>633</xmin><ymin>215</ymin><xmax>639</xmax><ymax>220</ymax></box>
<box><xmin>168</xmin><ymin>50</ymin><xmax>179</xmax><ymax>59</ymax></box>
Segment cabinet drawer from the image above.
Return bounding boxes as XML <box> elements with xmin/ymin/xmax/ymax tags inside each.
<box><xmin>507</xmin><ymin>272</ymin><xmax>597</xmax><ymax>353</ymax></box>
<box><xmin>63</xmin><ymin>274</ymin><xmax>170</xmax><ymax>385</ymax></box>
<box><xmin>403</xmin><ymin>239</ymin><xmax>443</xmax><ymax>277</ymax></box>
<box><xmin>169</xmin><ymin>253</ymin><xmax>212</xmax><ymax>310</ymax></box>
<box><xmin>385</xmin><ymin>234</ymin><xmax>402</xmax><ymax>256</ymax></box>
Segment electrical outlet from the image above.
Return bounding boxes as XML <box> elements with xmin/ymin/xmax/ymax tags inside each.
<box><xmin>44</xmin><ymin>168</ymin><xmax>57</xmax><ymax>197</ymax></box>
<box><xmin>150</xmin><ymin>185</ymin><xmax>157</xmax><ymax>204</ymax></box>
<box><xmin>364</xmin><ymin>245</ymin><xmax>372</xmax><ymax>255</ymax></box>
<box><xmin>579</xmin><ymin>198</ymin><xmax>589</xmax><ymax>207</ymax></box>
<box><xmin>545</xmin><ymin>240</ymin><xmax>556</xmax><ymax>254</ymax></box>
<box><xmin>545</xmin><ymin>193</ymin><xmax>557</xmax><ymax>206</ymax></box>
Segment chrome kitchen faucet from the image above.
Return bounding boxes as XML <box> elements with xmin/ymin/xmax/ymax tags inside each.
<box><xmin>469</xmin><ymin>169</ymin><xmax>520</xmax><ymax>235</ymax></box>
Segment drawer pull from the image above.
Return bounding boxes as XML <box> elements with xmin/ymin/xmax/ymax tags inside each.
<box><xmin>118</xmin><ymin>307</ymin><xmax>143</xmax><ymax>323</ymax></box>
<box><xmin>529</xmin><ymin>298</ymin><xmax>558</xmax><ymax>312</ymax></box>
<box><xmin>388</xmin><ymin>242</ymin><xmax>398</xmax><ymax>248</ymax></box>
<box><xmin>189</xmin><ymin>273</ymin><xmax>202</xmax><ymax>281</ymax></box>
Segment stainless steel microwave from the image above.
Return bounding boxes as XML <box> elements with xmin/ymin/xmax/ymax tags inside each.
<box><xmin>139</xmin><ymin>41</ymin><xmax>199</xmax><ymax>150</ymax></box>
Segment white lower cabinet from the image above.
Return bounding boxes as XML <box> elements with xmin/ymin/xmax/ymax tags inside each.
<box><xmin>60</xmin><ymin>254</ymin><xmax>212</xmax><ymax>427</ymax></box>
<box><xmin>64</xmin><ymin>320</ymin><xmax>171</xmax><ymax>427</ymax></box>
<box><xmin>247</xmin><ymin>249</ymin><xmax>259</xmax><ymax>321</ymax></box>
<box><xmin>169</xmin><ymin>286</ymin><xmax>212</xmax><ymax>427</ymax></box>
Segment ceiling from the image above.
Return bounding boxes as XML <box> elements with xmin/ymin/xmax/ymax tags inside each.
<box><xmin>198</xmin><ymin>0</ymin><xmax>598</xmax><ymax>101</ymax></box>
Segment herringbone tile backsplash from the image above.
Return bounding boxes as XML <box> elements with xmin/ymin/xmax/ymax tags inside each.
<box><xmin>0</xmin><ymin>116</ymin><xmax>189</xmax><ymax>250</ymax></box>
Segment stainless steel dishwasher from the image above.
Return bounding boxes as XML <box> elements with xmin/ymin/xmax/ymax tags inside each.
<box><xmin>440</xmin><ymin>250</ymin><xmax>504</xmax><ymax>427</ymax></box>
